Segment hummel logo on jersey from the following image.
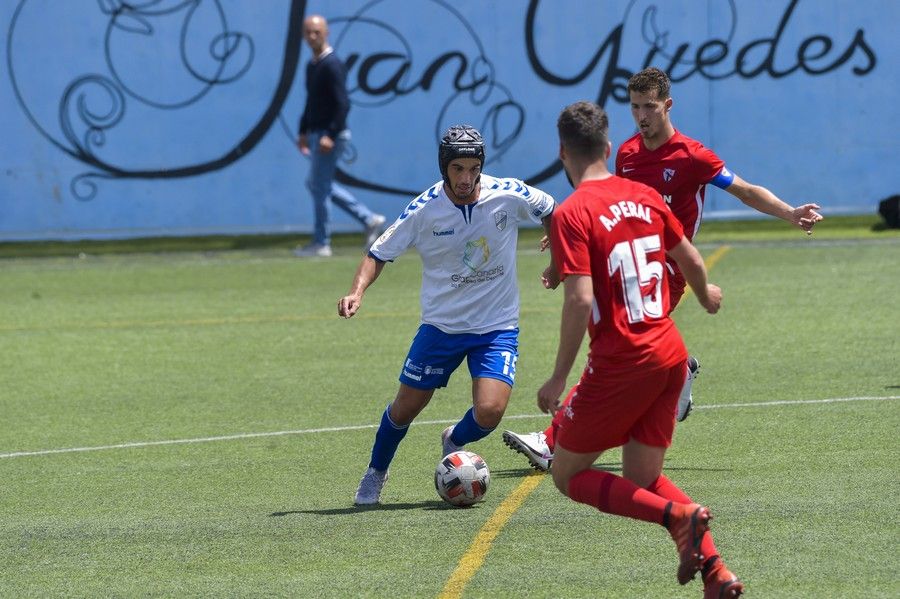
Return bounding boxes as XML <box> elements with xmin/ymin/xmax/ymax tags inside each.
<box><xmin>433</xmin><ymin>227</ymin><xmax>455</xmax><ymax>237</ymax></box>
<box><xmin>663</xmin><ymin>168</ymin><xmax>676</xmax><ymax>182</ymax></box>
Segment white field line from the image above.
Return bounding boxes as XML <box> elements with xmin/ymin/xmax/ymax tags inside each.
<box><xmin>1</xmin><ymin>395</ymin><xmax>897</xmax><ymax>460</ymax></box>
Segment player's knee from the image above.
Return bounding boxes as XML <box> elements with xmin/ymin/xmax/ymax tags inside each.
<box><xmin>473</xmin><ymin>403</ymin><xmax>505</xmax><ymax>428</ymax></box>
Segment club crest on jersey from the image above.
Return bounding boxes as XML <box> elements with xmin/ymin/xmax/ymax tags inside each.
<box><xmin>663</xmin><ymin>168</ymin><xmax>676</xmax><ymax>182</ymax></box>
<box><xmin>493</xmin><ymin>210</ymin><xmax>508</xmax><ymax>231</ymax></box>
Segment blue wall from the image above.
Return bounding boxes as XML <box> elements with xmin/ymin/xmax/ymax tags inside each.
<box><xmin>2</xmin><ymin>0</ymin><xmax>895</xmax><ymax>240</ymax></box>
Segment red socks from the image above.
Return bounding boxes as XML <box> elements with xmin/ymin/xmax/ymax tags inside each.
<box><xmin>568</xmin><ymin>469</ymin><xmax>670</xmax><ymax>525</ymax></box>
<box><xmin>566</xmin><ymin>470</ymin><xmax>720</xmax><ymax>568</ymax></box>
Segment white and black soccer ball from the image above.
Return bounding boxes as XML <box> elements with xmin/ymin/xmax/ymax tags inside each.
<box><xmin>434</xmin><ymin>450</ymin><xmax>490</xmax><ymax>507</ymax></box>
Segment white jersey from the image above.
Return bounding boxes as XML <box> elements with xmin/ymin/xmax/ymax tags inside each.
<box><xmin>370</xmin><ymin>174</ymin><xmax>555</xmax><ymax>335</ymax></box>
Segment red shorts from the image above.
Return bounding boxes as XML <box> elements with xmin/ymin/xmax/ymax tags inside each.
<box><xmin>556</xmin><ymin>361</ymin><xmax>687</xmax><ymax>454</ymax></box>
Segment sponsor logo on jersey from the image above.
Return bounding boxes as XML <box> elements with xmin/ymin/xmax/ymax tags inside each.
<box><xmin>449</xmin><ymin>265</ymin><xmax>505</xmax><ymax>288</ymax></box>
<box><xmin>662</xmin><ymin>194</ymin><xmax>672</xmax><ymax>204</ymax></box>
<box><xmin>663</xmin><ymin>168</ymin><xmax>676</xmax><ymax>182</ymax></box>
<box><xmin>493</xmin><ymin>210</ymin><xmax>508</xmax><ymax>231</ymax></box>
<box><xmin>433</xmin><ymin>227</ymin><xmax>455</xmax><ymax>236</ymax></box>
<box><xmin>622</xmin><ymin>166</ymin><xmax>635</xmax><ymax>173</ymax></box>
<box><xmin>423</xmin><ymin>365</ymin><xmax>444</xmax><ymax>375</ymax></box>
<box><xmin>377</xmin><ymin>223</ymin><xmax>398</xmax><ymax>245</ymax></box>
<box><xmin>404</xmin><ymin>358</ymin><xmax>422</xmax><ymax>373</ymax></box>
<box><xmin>463</xmin><ymin>236</ymin><xmax>490</xmax><ymax>271</ymax></box>
<box><xmin>402</xmin><ymin>369</ymin><xmax>422</xmax><ymax>381</ymax></box>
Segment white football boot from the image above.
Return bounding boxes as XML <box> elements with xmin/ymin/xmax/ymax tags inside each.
<box><xmin>502</xmin><ymin>430</ymin><xmax>552</xmax><ymax>472</ymax></box>
<box><xmin>676</xmin><ymin>356</ymin><xmax>701</xmax><ymax>422</ymax></box>
<box><xmin>354</xmin><ymin>467</ymin><xmax>388</xmax><ymax>505</ymax></box>
<box><xmin>441</xmin><ymin>425</ymin><xmax>461</xmax><ymax>457</ymax></box>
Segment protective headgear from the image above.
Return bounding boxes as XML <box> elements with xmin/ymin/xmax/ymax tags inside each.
<box><xmin>438</xmin><ymin>125</ymin><xmax>485</xmax><ymax>184</ymax></box>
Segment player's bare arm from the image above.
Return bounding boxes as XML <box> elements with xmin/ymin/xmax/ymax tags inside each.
<box><xmin>537</xmin><ymin>274</ymin><xmax>592</xmax><ymax>413</ymax></box>
<box><xmin>338</xmin><ymin>255</ymin><xmax>385</xmax><ymax>318</ymax></box>
<box><xmin>539</xmin><ymin>214</ymin><xmax>561</xmax><ymax>289</ymax></box>
<box><xmin>667</xmin><ymin>238</ymin><xmax>722</xmax><ymax>314</ymax></box>
<box><xmin>725</xmin><ymin>175</ymin><xmax>823</xmax><ymax>234</ymax></box>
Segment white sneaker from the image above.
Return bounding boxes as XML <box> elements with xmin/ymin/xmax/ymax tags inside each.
<box><xmin>442</xmin><ymin>425</ymin><xmax>461</xmax><ymax>457</ymax></box>
<box><xmin>354</xmin><ymin>467</ymin><xmax>388</xmax><ymax>505</ymax></box>
<box><xmin>365</xmin><ymin>214</ymin><xmax>386</xmax><ymax>248</ymax></box>
<box><xmin>502</xmin><ymin>430</ymin><xmax>552</xmax><ymax>472</ymax></box>
<box><xmin>293</xmin><ymin>243</ymin><xmax>332</xmax><ymax>258</ymax></box>
<box><xmin>676</xmin><ymin>356</ymin><xmax>700</xmax><ymax>422</ymax></box>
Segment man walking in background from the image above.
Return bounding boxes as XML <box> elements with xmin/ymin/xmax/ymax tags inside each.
<box><xmin>294</xmin><ymin>14</ymin><xmax>384</xmax><ymax>258</ymax></box>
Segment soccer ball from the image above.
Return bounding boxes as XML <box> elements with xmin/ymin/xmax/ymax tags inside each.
<box><xmin>434</xmin><ymin>450</ymin><xmax>490</xmax><ymax>507</ymax></box>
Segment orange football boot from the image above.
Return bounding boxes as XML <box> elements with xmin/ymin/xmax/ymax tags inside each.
<box><xmin>666</xmin><ymin>502</ymin><xmax>712</xmax><ymax>584</ymax></box>
<box><xmin>703</xmin><ymin>558</ymin><xmax>744</xmax><ymax>598</ymax></box>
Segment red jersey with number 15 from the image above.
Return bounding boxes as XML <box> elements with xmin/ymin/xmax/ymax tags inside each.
<box><xmin>616</xmin><ymin>129</ymin><xmax>725</xmax><ymax>240</ymax></box>
<box><xmin>550</xmin><ymin>177</ymin><xmax>689</xmax><ymax>374</ymax></box>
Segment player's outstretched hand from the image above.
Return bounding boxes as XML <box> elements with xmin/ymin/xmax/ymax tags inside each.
<box><xmin>699</xmin><ymin>284</ymin><xmax>722</xmax><ymax>314</ymax></box>
<box><xmin>793</xmin><ymin>203</ymin><xmax>823</xmax><ymax>235</ymax></box>
<box><xmin>338</xmin><ymin>294</ymin><xmax>362</xmax><ymax>318</ymax></box>
<box><xmin>537</xmin><ymin>376</ymin><xmax>566</xmax><ymax>414</ymax></box>
<box><xmin>539</xmin><ymin>235</ymin><xmax>550</xmax><ymax>252</ymax></box>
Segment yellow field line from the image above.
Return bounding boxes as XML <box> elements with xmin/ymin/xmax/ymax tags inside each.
<box><xmin>682</xmin><ymin>245</ymin><xmax>732</xmax><ymax>298</ymax></box>
<box><xmin>438</xmin><ymin>472</ymin><xmax>545</xmax><ymax>599</ymax></box>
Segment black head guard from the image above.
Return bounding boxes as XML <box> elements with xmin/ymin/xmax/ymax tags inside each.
<box><xmin>438</xmin><ymin>125</ymin><xmax>485</xmax><ymax>183</ymax></box>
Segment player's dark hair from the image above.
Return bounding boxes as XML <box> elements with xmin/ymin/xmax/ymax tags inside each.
<box><xmin>628</xmin><ymin>67</ymin><xmax>671</xmax><ymax>100</ymax></box>
<box><xmin>439</xmin><ymin>125</ymin><xmax>485</xmax><ymax>183</ymax></box>
<box><xmin>557</xmin><ymin>101</ymin><xmax>608</xmax><ymax>161</ymax></box>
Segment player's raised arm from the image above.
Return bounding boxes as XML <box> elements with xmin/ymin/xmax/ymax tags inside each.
<box><xmin>338</xmin><ymin>254</ymin><xmax>385</xmax><ymax>318</ymax></box>
<box><xmin>666</xmin><ymin>238</ymin><xmax>721</xmax><ymax>314</ymax></box>
<box><xmin>723</xmin><ymin>174</ymin><xmax>823</xmax><ymax>235</ymax></box>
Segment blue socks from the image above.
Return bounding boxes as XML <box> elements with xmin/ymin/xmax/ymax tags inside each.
<box><xmin>450</xmin><ymin>407</ymin><xmax>495</xmax><ymax>447</ymax></box>
<box><xmin>368</xmin><ymin>405</ymin><xmax>409</xmax><ymax>471</ymax></box>
<box><xmin>368</xmin><ymin>406</ymin><xmax>494</xmax><ymax>469</ymax></box>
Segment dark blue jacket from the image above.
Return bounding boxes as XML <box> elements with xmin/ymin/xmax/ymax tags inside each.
<box><xmin>298</xmin><ymin>51</ymin><xmax>349</xmax><ymax>138</ymax></box>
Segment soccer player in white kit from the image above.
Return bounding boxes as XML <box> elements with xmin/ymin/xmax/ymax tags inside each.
<box><xmin>338</xmin><ymin>125</ymin><xmax>556</xmax><ymax>505</ymax></box>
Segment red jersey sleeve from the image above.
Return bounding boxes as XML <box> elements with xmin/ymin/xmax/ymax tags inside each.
<box><xmin>689</xmin><ymin>141</ymin><xmax>726</xmax><ymax>184</ymax></box>
<box><xmin>550</xmin><ymin>197</ymin><xmax>591</xmax><ymax>278</ymax></box>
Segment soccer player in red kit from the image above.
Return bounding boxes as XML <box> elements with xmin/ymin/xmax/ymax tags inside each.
<box><xmin>617</xmin><ymin>67</ymin><xmax>822</xmax><ymax>308</ymax></box>
<box><xmin>539</xmin><ymin>101</ymin><xmax>742</xmax><ymax>597</ymax></box>
<box><xmin>505</xmin><ymin>67</ymin><xmax>823</xmax><ymax>462</ymax></box>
